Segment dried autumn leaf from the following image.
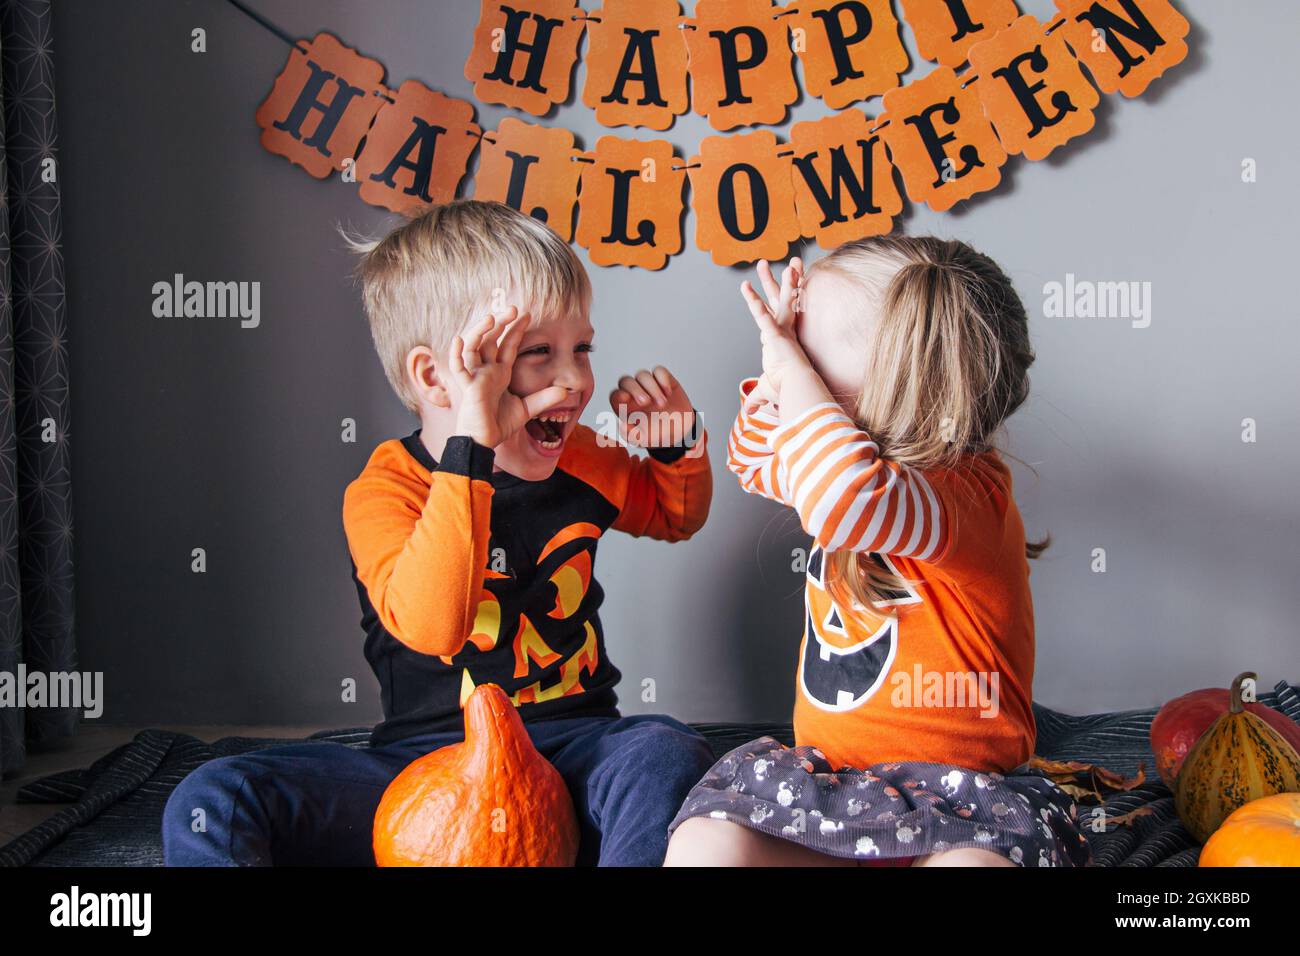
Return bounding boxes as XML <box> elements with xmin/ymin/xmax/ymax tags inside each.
<box><xmin>1103</xmin><ymin>806</ymin><xmax>1156</xmax><ymax>828</ymax></box>
<box><xmin>1027</xmin><ymin>755</ymin><xmax>1147</xmax><ymax>802</ymax></box>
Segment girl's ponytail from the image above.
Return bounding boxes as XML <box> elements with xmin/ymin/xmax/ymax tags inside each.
<box><xmin>808</xmin><ymin>236</ymin><xmax>1046</xmax><ymax>620</ymax></box>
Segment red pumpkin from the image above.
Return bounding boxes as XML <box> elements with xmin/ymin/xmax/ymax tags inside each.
<box><xmin>1199</xmin><ymin>792</ymin><xmax>1300</xmax><ymax>867</ymax></box>
<box><xmin>373</xmin><ymin>683</ymin><xmax>580</xmax><ymax>866</ymax></box>
<box><xmin>1151</xmin><ymin>678</ymin><xmax>1300</xmax><ymax>788</ymax></box>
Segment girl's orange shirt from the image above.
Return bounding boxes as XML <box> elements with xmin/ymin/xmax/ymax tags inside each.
<box><xmin>729</xmin><ymin>379</ymin><xmax>1036</xmax><ymax>773</ymax></box>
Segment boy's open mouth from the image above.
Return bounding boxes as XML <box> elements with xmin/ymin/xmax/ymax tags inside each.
<box><xmin>523</xmin><ymin>409</ymin><xmax>574</xmax><ymax>457</ymax></box>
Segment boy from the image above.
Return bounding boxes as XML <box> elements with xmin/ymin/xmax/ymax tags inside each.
<box><xmin>162</xmin><ymin>200</ymin><xmax>715</xmax><ymax>866</ymax></box>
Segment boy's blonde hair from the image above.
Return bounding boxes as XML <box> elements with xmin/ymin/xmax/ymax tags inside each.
<box><xmin>804</xmin><ymin>235</ymin><xmax>1045</xmax><ymax>620</ymax></box>
<box><xmin>347</xmin><ymin>200</ymin><xmax>592</xmax><ymax>412</ymax></box>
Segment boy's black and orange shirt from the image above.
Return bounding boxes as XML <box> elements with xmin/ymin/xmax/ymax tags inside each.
<box><xmin>343</xmin><ymin>420</ymin><xmax>711</xmax><ymax>746</ymax></box>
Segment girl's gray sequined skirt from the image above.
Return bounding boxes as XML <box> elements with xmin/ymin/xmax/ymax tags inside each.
<box><xmin>669</xmin><ymin>736</ymin><xmax>1093</xmax><ymax>867</ymax></box>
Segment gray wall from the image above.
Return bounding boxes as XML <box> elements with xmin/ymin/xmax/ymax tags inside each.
<box><xmin>51</xmin><ymin>0</ymin><xmax>1297</xmax><ymax>728</ymax></box>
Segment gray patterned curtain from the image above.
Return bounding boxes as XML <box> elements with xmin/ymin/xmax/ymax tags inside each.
<box><xmin>0</xmin><ymin>0</ymin><xmax>75</xmax><ymax>778</ymax></box>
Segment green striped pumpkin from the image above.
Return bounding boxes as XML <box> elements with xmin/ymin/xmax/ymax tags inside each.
<box><xmin>1175</xmin><ymin>672</ymin><xmax>1300</xmax><ymax>844</ymax></box>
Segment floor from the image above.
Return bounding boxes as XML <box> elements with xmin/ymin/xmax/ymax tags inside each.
<box><xmin>0</xmin><ymin>725</ymin><xmax>323</xmax><ymax>846</ymax></box>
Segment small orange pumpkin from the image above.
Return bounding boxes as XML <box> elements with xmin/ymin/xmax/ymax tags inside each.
<box><xmin>1175</xmin><ymin>672</ymin><xmax>1300</xmax><ymax>845</ymax></box>
<box><xmin>1199</xmin><ymin>793</ymin><xmax>1300</xmax><ymax>867</ymax></box>
<box><xmin>373</xmin><ymin>683</ymin><xmax>580</xmax><ymax>866</ymax></box>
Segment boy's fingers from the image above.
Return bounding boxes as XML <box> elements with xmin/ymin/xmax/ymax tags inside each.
<box><xmin>617</xmin><ymin>374</ymin><xmax>652</xmax><ymax>406</ymax></box>
<box><xmin>448</xmin><ymin>336</ymin><xmax>468</xmax><ymax>380</ymax></box>
<box><xmin>497</xmin><ymin>315</ymin><xmax>528</xmax><ymax>365</ymax></box>
<box><xmin>520</xmin><ymin>385</ymin><xmax>571</xmax><ymax>420</ymax></box>
<box><xmin>635</xmin><ymin>369</ymin><xmax>668</xmax><ymax>407</ymax></box>
<box><xmin>651</xmin><ymin>365</ymin><xmax>678</xmax><ymax>396</ymax></box>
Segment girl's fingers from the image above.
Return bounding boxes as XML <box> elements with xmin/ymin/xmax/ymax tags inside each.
<box><xmin>617</xmin><ymin>374</ymin><xmax>652</xmax><ymax>407</ymax></box>
<box><xmin>635</xmin><ymin>369</ymin><xmax>668</xmax><ymax>407</ymax></box>
<box><xmin>756</xmin><ymin>259</ymin><xmax>781</xmax><ymax>307</ymax></box>
<box><xmin>741</xmin><ymin>281</ymin><xmax>779</xmax><ymax>335</ymax></box>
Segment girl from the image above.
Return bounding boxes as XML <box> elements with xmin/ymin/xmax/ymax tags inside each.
<box><xmin>665</xmin><ymin>236</ymin><xmax>1092</xmax><ymax>867</ymax></box>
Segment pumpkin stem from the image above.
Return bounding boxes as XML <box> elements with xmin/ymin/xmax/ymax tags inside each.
<box><xmin>1228</xmin><ymin>672</ymin><xmax>1256</xmax><ymax>715</ymax></box>
<box><xmin>464</xmin><ymin>683</ymin><xmax>525</xmax><ymax>771</ymax></box>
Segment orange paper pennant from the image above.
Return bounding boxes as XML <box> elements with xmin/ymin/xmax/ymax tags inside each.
<box><xmin>785</xmin><ymin>0</ymin><xmax>910</xmax><ymax>109</ymax></box>
<box><xmin>474</xmin><ymin>118</ymin><xmax>583</xmax><ymax>240</ymax></box>
<box><xmin>789</xmin><ymin>110</ymin><xmax>901</xmax><ymax>249</ymax></box>
<box><xmin>897</xmin><ymin>0</ymin><xmax>1018</xmax><ymax>68</ymax></box>
<box><xmin>683</xmin><ymin>0</ymin><xmax>799</xmax><ymax>131</ymax></box>
<box><xmin>575</xmin><ymin>137</ymin><xmax>685</xmax><ymax>270</ymax></box>
<box><xmin>688</xmin><ymin>131</ymin><xmax>800</xmax><ymax>266</ymax></box>
<box><xmin>879</xmin><ymin>65</ymin><xmax>1007</xmax><ymax>212</ymax></box>
<box><xmin>582</xmin><ymin>0</ymin><xmax>689</xmax><ymax>130</ymax></box>
<box><xmin>1053</xmin><ymin>0</ymin><xmax>1190</xmax><ymax>98</ymax></box>
<box><xmin>256</xmin><ymin>33</ymin><xmax>387</xmax><ymax>179</ymax></box>
<box><xmin>967</xmin><ymin>15</ymin><xmax>1100</xmax><ymax>161</ymax></box>
<box><xmin>354</xmin><ymin>81</ymin><xmax>481</xmax><ymax>215</ymax></box>
<box><xmin>463</xmin><ymin>0</ymin><xmax>586</xmax><ymax>116</ymax></box>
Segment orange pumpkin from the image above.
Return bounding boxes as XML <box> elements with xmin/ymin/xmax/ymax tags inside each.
<box><xmin>373</xmin><ymin>683</ymin><xmax>580</xmax><ymax>866</ymax></box>
<box><xmin>1199</xmin><ymin>792</ymin><xmax>1300</xmax><ymax>867</ymax></box>
<box><xmin>1175</xmin><ymin>672</ymin><xmax>1300</xmax><ymax>845</ymax></box>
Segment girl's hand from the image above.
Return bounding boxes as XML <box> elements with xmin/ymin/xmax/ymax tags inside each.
<box><xmin>741</xmin><ymin>257</ymin><xmax>812</xmax><ymax>394</ymax></box>
<box><xmin>743</xmin><ymin>372</ymin><xmax>780</xmax><ymax>416</ymax></box>
<box><xmin>450</xmin><ymin>307</ymin><xmax>570</xmax><ymax>448</ymax></box>
<box><xmin>610</xmin><ymin>366</ymin><xmax>695</xmax><ymax>448</ymax></box>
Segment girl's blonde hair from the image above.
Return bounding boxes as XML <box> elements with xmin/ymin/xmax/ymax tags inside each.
<box><xmin>805</xmin><ymin>235</ymin><xmax>1046</xmax><ymax>620</ymax></box>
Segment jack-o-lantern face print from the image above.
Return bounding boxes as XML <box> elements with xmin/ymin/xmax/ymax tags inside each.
<box><xmin>798</xmin><ymin>546</ymin><xmax>919</xmax><ymax>712</ymax></box>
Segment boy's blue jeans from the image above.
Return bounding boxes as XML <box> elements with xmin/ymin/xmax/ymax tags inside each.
<box><xmin>161</xmin><ymin>713</ymin><xmax>714</xmax><ymax>867</ymax></box>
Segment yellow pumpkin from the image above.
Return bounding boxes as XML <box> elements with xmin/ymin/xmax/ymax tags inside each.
<box><xmin>1199</xmin><ymin>793</ymin><xmax>1300</xmax><ymax>866</ymax></box>
<box><xmin>1175</xmin><ymin>672</ymin><xmax>1300</xmax><ymax>844</ymax></box>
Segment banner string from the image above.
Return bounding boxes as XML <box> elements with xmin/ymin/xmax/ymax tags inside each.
<box><xmin>223</xmin><ymin>0</ymin><xmax>304</xmax><ymax>53</ymax></box>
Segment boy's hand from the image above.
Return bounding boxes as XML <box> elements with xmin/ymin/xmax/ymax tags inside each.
<box><xmin>610</xmin><ymin>366</ymin><xmax>695</xmax><ymax>449</ymax></box>
<box><xmin>449</xmin><ymin>307</ymin><xmax>569</xmax><ymax>448</ymax></box>
<box><xmin>741</xmin><ymin>258</ymin><xmax>814</xmax><ymax>395</ymax></box>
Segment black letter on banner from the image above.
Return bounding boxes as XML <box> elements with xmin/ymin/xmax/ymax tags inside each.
<box><xmin>483</xmin><ymin>5</ymin><xmax>563</xmax><ymax>93</ymax></box>
<box><xmin>718</xmin><ymin>164</ymin><xmax>770</xmax><ymax>241</ymax></box>
<box><xmin>902</xmin><ymin>97</ymin><xmax>984</xmax><ymax>188</ymax></box>
<box><xmin>1074</xmin><ymin>0</ymin><xmax>1166</xmax><ymax>78</ymax></box>
<box><xmin>940</xmin><ymin>0</ymin><xmax>986</xmax><ymax>44</ymax></box>
<box><xmin>503</xmin><ymin>151</ymin><xmax>548</xmax><ymax>222</ymax></box>
<box><xmin>991</xmin><ymin>45</ymin><xmax>1076</xmax><ymax>139</ymax></box>
<box><xmin>602</xmin><ymin>168</ymin><xmax>656</xmax><ymax>247</ymax></box>
<box><xmin>272</xmin><ymin>60</ymin><xmax>366</xmax><ymax>156</ymax></box>
<box><xmin>602</xmin><ymin>30</ymin><xmax>669</xmax><ymax>107</ymax></box>
<box><xmin>792</xmin><ymin>139</ymin><xmax>883</xmax><ymax>228</ymax></box>
<box><xmin>709</xmin><ymin>27</ymin><xmax>768</xmax><ymax>107</ymax></box>
<box><xmin>811</xmin><ymin>2</ymin><xmax>873</xmax><ymax>86</ymax></box>
<box><xmin>368</xmin><ymin>119</ymin><xmax>448</xmax><ymax>202</ymax></box>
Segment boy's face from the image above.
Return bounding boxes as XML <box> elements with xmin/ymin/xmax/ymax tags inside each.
<box><xmin>490</xmin><ymin>305</ymin><xmax>595</xmax><ymax>481</ymax></box>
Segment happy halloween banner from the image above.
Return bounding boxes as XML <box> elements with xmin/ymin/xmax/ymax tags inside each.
<box><xmin>255</xmin><ymin>0</ymin><xmax>1190</xmax><ymax>267</ymax></box>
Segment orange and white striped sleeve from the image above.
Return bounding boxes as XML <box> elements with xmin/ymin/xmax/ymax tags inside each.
<box><xmin>726</xmin><ymin>378</ymin><xmax>793</xmax><ymax>507</ymax></box>
<box><xmin>767</xmin><ymin>401</ymin><xmax>949</xmax><ymax>560</ymax></box>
